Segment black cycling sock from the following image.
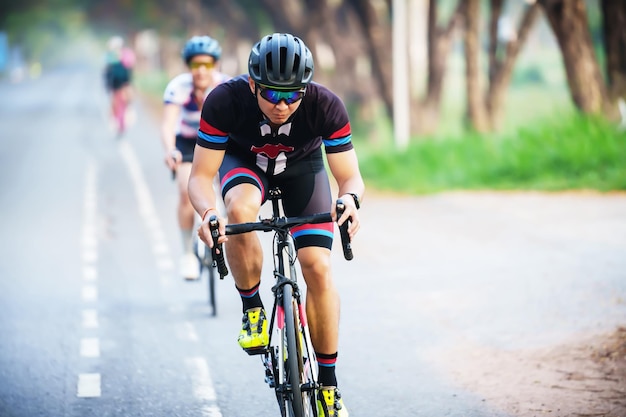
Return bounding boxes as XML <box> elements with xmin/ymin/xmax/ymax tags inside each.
<box><xmin>236</xmin><ymin>282</ymin><xmax>263</xmax><ymax>312</ymax></box>
<box><xmin>316</xmin><ymin>352</ymin><xmax>338</xmax><ymax>387</ymax></box>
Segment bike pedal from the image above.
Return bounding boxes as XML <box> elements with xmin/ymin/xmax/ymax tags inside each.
<box><xmin>244</xmin><ymin>346</ymin><xmax>269</xmax><ymax>356</ymax></box>
<box><xmin>264</xmin><ymin>373</ymin><xmax>276</xmax><ymax>388</ymax></box>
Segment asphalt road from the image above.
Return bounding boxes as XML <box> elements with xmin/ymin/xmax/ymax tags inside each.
<box><xmin>1</xmin><ymin>66</ymin><xmax>625</xmax><ymax>417</ymax></box>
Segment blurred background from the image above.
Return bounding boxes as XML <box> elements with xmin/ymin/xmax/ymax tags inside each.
<box><xmin>1</xmin><ymin>2</ymin><xmax>625</xmax><ymax>416</ymax></box>
<box><xmin>1</xmin><ymin>0</ymin><xmax>624</xmax><ymax>195</ymax></box>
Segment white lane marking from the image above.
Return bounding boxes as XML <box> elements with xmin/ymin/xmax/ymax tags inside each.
<box><xmin>78</xmin><ymin>160</ymin><xmax>102</xmax><ymax>399</ymax></box>
<box><xmin>118</xmin><ymin>141</ymin><xmax>174</xmax><ymax>273</ymax></box>
<box><xmin>82</xmin><ymin>163</ymin><xmax>98</xmax><ymax>266</ymax></box>
<box><xmin>82</xmin><ymin>285</ymin><xmax>98</xmax><ymax>302</ymax></box>
<box><xmin>80</xmin><ymin>337</ymin><xmax>100</xmax><ymax>358</ymax></box>
<box><xmin>186</xmin><ymin>357</ymin><xmax>223</xmax><ymax>416</ymax></box>
<box><xmin>201</xmin><ymin>405</ymin><xmax>224</xmax><ymax>417</ymax></box>
<box><xmin>83</xmin><ymin>265</ymin><xmax>97</xmax><ymax>282</ymax></box>
<box><xmin>82</xmin><ymin>249</ymin><xmax>98</xmax><ymax>263</ymax></box>
<box><xmin>156</xmin><ymin>257</ymin><xmax>175</xmax><ymax>271</ymax></box>
<box><xmin>82</xmin><ymin>309</ymin><xmax>99</xmax><ymax>329</ymax></box>
<box><xmin>178</xmin><ymin>322</ymin><xmax>199</xmax><ymax>342</ymax></box>
<box><xmin>77</xmin><ymin>373</ymin><xmax>101</xmax><ymax>398</ymax></box>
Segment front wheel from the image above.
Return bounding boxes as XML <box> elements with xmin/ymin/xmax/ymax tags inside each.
<box><xmin>282</xmin><ymin>285</ymin><xmax>318</xmax><ymax>417</ymax></box>
<box><xmin>283</xmin><ymin>284</ymin><xmax>306</xmax><ymax>417</ymax></box>
<box><xmin>204</xmin><ymin>249</ymin><xmax>217</xmax><ymax>316</ymax></box>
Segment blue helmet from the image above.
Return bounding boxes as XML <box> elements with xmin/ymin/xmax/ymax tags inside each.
<box><xmin>182</xmin><ymin>36</ymin><xmax>222</xmax><ymax>64</ymax></box>
<box><xmin>248</xmin><ymin>33</ymin><xmax>314</xmax><ymax>88</ymax></box>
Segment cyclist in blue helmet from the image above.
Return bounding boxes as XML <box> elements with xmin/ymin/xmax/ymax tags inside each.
<box><xmin>190</xmin><ymin>33</ymin><xmax>363</xmax><ymax>417</ymax></box>
<box><xmin>161</xmin><ymin>35</ymin><xmax>230</xmax><ymax>280</ymax></box>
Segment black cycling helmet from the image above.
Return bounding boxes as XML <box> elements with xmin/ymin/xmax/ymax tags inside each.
<box><xmin>182</xmin><ymin>35</ymin><xmax>222</xmax><ymax>64</ymax></box>
<box><xmin>248</xmin><ymin>33</ymin><xmax>314</xmax><ymax>89</ymax></box>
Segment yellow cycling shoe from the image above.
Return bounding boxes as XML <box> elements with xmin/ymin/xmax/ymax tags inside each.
<box><xmin>317</xmin><ymin>386</ymin><xmax>349</xmax><ymax>417</ymax></box>
<box><xmin>238</xmin><ymin>307</ymin><xmax>269</xmax><ymax>355</ymax></box>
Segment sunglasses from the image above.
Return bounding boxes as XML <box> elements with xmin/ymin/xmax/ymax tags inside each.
<box><xmin>257</xmin><ymin>84</ymin><xmax>306</xmax><ymax>105</ymax></box>
<box><xmin>189</xmin><ymin>61</ymin><xmax>215</xmax><ymax>70</ymax></box>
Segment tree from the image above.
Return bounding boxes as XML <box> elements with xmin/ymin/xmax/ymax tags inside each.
<box><xmin>416</xmin><ymin>0</ymin><xmax>465</xmax><ymax>134</ymax></box>
<box><xmin>463</xmin><ymin>0</ymin><xmax>540</xmax><ymax>132</ymax></box>
<box><xmin>601</xmin><ymin>0</ymin><xmax>626</xmax><ymax>101</ymax></box>
<box><xmin>463</xmin><ymin>0</ymin><xmax>490</xmax><ymax>132</ymax></box>
<box><xmin>538</xmin><ymin>0</ymin><xmax>608</xmax><ymax>114</ymax></box>
<box><xmin>485</xmin><ymin>0</ymin><xmax>540</xmax><ymax>130</ymax></box>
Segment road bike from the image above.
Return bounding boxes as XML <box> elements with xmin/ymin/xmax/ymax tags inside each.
<box><xmin>207</xmin><ymin>187</ymin><xmax>353</xmax><ymax>417</ymax></box>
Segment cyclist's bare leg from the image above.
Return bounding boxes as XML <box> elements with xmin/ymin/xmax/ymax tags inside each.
<box><xmin>111</xmin><ymin>87</ymin><xmax>129</xmax><ymax>133</ymax></box>
<box><xmin>176</xmin><ymin>161</ymin><xmax>200</xmax><ymax>279</ymax></box>
<box><xmin>298</xmin><ymin>246</ymin><xmax>340</xmax><ymax>354</ymax></box>
<box><xmin>223</xmin><ymin>183</ymin><xmax>264</xmax><ymax>290</ymax></box>
<box><xmin>176</xmin><ymin>162</ymin><xmax>195</xmax><ymax>232</ymax></box>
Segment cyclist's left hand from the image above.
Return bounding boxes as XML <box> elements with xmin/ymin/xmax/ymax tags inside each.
<box><xmin>165</xmin><ymin>149</ymin><xmax>182</xmax><ymax>171</ymax></box>
<box><xmin>333</xmin><ymin>197</ymin><xmax>360</xmax><ymax>239</ymax></box>
<box><xmin>197</xmin><ymin>210</ymin><xmax>228</xmax><ymax>252</ymax></box>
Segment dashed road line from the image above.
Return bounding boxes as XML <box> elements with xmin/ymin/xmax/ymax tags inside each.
<box><xmin>82</xmin><ymin>309</ymin><xmax>99</xmax><ymax>329</ymax></box>
<box><xmin>81</xmin><ymin>285</ymin><xmax>98</xmax><ymax>303</ymax></box>
<box><xmin>77</xmin><ymin>373</ymin><xmax>101</xmax><ymax>398</ymax></box>
<box><xmin>78</xmin><ymin>160</ymin><xmax>101</xmax><ymax>398</ymax></box>
<box><xmin>80</xmin><ymin>337</ymin><xmax>100</xmax><ymax>358</ymax></box>
<box><xmin>186</xmin><ymin>357</ymin><xmax>223</xmax><ymax>417</ymax></box>
<box><xmin>178</xmin><ymin>322</ymin><xmax>199</xmax><ymax>342</ymax></box>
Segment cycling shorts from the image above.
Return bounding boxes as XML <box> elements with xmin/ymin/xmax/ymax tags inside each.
<box><xmin>176</xmin><ymin>135</ymin><xmax>196</xmax><ymax>163</ymax></box>
<box><xmin>219</xmin><ymin>148</ymin><xmax>334</xmax><ymax>250</ymax></box>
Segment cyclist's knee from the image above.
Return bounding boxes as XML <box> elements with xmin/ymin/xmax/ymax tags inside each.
<box><xmin>224</xmin><ymin>185</ymin><xmax>261</xmax><ymax>222</ymax></box>
<box><xmin>299</xmin><ymin>247</ymin><xmax>332</xmax><ymax>286</ymax></box>
<box><xmin>179</xmin><ymin>195</ymin><xmax>193</xmax><ymax>212</ymax></box>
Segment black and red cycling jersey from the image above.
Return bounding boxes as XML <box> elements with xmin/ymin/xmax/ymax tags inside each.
<box><xmin>197</xmin><ymin>75</ymin><xmax>354</xmax><ymax>176</ymax></box>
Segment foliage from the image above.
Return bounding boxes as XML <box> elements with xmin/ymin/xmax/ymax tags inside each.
<box><xmin>134</xmin><ymin>69</ymin><xmax>170</xmax><ymax>99</ymax></box>
<box><xmin>3</xmin><ymin>6</ymin><xmax>92</xmax><ymax>66</ymax></box>
<box><xmin>359</xmin><ymin>114</ymin><xmax>626</xmax><ymax>194</ymax></box>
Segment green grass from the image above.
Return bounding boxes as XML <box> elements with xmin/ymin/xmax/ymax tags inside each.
<box><xmin>134</xmin><ymin>70</ymin><xmax>170</xmax><ymax>98</ymax></box>
<box><xmin>358</xmin><ymin>114</ymin><xmax>626</xmax><ymax>194</ymax></box>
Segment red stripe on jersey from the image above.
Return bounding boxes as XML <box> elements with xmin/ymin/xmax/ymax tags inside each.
<box><xmin>328</xmin><ymin>122</ymin><xmax>351</xmax><ymax>139</ymax></box>
<box><xmin>200</xmin><ymin>118</ymin><xmax>227</xmax><ymax>135</ymax></box>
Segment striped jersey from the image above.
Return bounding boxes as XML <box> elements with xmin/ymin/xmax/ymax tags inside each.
<box><xmin>163</xmin><ymin>72</ymin><xmax>230</xmax><ymax>138</ymax></box>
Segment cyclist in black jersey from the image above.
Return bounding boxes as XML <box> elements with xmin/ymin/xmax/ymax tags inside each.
<box><xmin>189</xmin><ymin>33</ymin><xmax>363</xmax><ymax>417</ymax></box>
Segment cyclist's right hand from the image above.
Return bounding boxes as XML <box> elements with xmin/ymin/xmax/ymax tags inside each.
<box><xmin>197</xmin><ymin>210</ymin><xmax>228</xmax><ymax>251</ymax></box>
<box><xmin>165</xmin><ymin>149</ymin><xmax>182</xmax><ymax>171</ymax></box>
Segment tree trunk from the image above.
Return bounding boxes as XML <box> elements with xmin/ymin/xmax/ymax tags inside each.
<box><xmin>414</xmin><ymin>0</ymin><xmax>465</xmax><ymax>135</ymax></box>
<box><xmin>539</xmin><ymin>0</ymin><xmax>608</xmax><ymax>114</ymax></box>
<box><xmin>486</xmin><ymin>2</ymin><xmax>541</xmax><ymax>130</ymax></box>
<box><xmin>464</xmin><ymin>0</ymin><xmax>490</xmax><ymax>132</ymax></box>
<box><xmin>601</xmin><ymin>0</ymin><xmax>626</xmax><ymax>101</ymax></box>
<box><xmin>348</xmin><ymin>0</ymin><xmax>394</xmax><ymax>120</ymax></box>
<box><xmin>487</xmin><ymin>0</ymin><xmax>504</xmax><ymax>85</ymax></box>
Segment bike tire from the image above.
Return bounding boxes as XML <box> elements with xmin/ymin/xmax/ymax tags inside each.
<box><xmin>282</xmin><ymin>284</ymin><xmax>306</xmax><ymax>417</ymax></box>
<box><xmin>291</xmin><ymin>298</ymin><xmax>318</xmax><ymax>417</ymax></box>
<box><xmin>204</xmin><ymin>249</ymin><xmax>217</xmax><ymax>316</ymax></box>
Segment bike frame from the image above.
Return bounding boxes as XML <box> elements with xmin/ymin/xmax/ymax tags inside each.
<box><xmin>264</xmin><ymin>189</ymin><xmax>318</xmax><ymax>417</ymax></box>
